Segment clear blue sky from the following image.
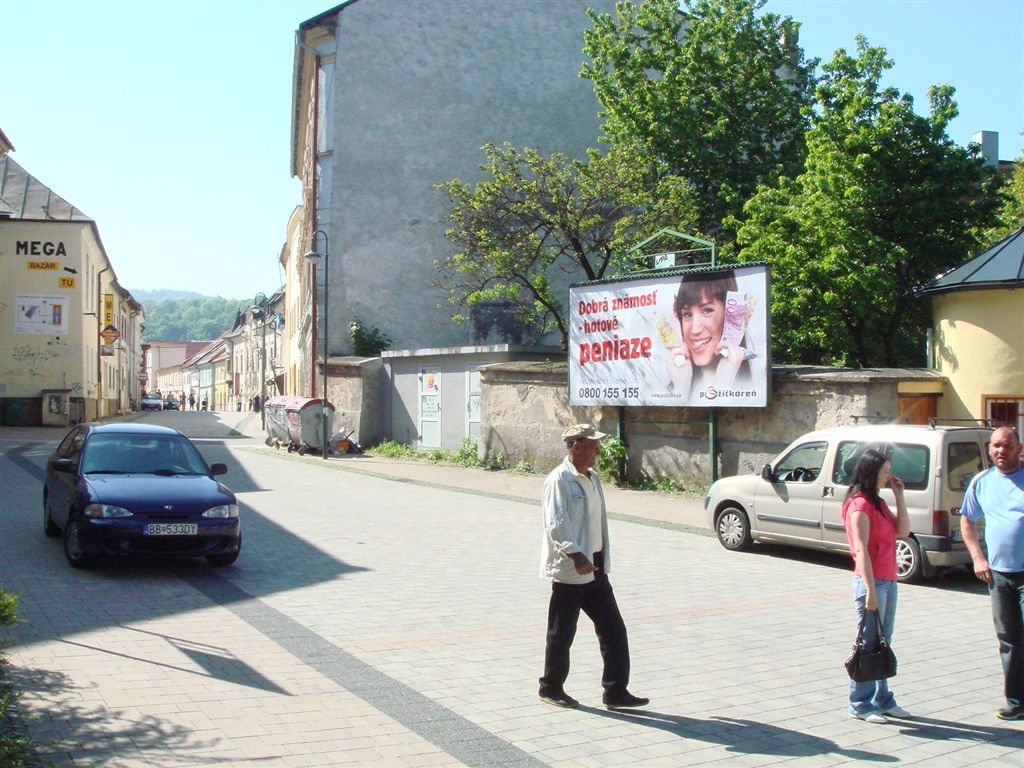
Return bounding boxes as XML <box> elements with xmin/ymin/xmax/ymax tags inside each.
<box><xmin>3</xmin><ymin>0</ymin><xmax>1021</xmax><ymax>301</ymax></box>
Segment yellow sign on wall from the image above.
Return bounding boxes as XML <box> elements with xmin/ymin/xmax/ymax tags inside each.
<box><xmin>28</xmin><ymin>261</ymin><xmax>59</xmax><ymax>270</ymax></box>
<box><xmin>58</xmin><ymin>277</ymin><xmax>75</xmax><ymax>288</ymax></box>
<box><xmin>103</xmin><ymin>293</ymin><xmax>114</xmax><ymax>326</ymax></box>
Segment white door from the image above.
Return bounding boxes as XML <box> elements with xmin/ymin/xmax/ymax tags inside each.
<box><xmin>466</xmin><ymin>367</ymin><xmax>481</xmax><ymax>439</ymax></box>
<box><xmin>418</xmin><ymin>368</ymin><xmax>441</xmax><ymax>448</ymax></box>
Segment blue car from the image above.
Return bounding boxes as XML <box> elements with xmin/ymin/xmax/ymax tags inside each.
<box><xmin>43</xmin><ymin>423</ymin><xmax>241</xmax><ymax>568</ymax></box>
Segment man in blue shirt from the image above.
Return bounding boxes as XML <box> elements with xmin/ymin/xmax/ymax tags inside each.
<box><xmin>961</xmin><ymin>426</ymin><xmax>1024</xmax><ymax>721</ymax></box>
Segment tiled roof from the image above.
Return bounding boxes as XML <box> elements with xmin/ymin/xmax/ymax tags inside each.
<box><xmin>916</xmin><ymin>225</ymin><xmax>1024</xmax><ymax>296</ymax></box>
<box><xmin>0</xmin><ymin>155</ymin><xmax>91</xmax><ymax>220</ymax></box>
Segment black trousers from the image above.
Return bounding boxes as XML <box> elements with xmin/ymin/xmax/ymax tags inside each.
<box><xmin>539</xmin><ymin>551</ymin><xmax>630</xmax><ymax>696</ymax></box>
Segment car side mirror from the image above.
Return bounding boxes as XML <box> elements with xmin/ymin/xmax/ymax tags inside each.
<box><xmin>210</xmin><ymin>463</ymin><xmax>228</xmax><ymax>477</ymax></box>
<box><xmin>760</xmin><ymin>464</ymin><xmax>775</xmax><ymax>482</ymax></box>
<box><xmin>54</xmin><ymin>458</ymin><xmax>74</xmax><ymax>474</ymax></box>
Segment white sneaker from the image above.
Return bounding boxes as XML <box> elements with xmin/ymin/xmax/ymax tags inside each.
<box><xmin>884</xmin><ymin>705</ymin><xmax>911</xmax><ymax>718</ymax></box>
<box><xmin>849</xmin><ymin>712</ymin><xmax>888</xmax><ymax>724</ymax></box>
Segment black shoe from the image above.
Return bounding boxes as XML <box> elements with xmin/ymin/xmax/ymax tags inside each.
<box><xmin>603</xmin><ymin>691</ymin><xmax>649</xmax><ymax>709</ymax></box>
<box><xmin>996</xmin><ymin>706</ymin><xmax>1024</xmax><ymax>721</ymax></box>
<box><xmin>539</xmin><ymin>690</ymin><xmax>579</xmax><ymax>708</ymax></box>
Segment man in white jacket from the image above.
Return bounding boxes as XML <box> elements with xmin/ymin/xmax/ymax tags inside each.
<box><xmin>538</xmin><ymin>423</ymin><xmax>648</xmax><ymax>710</ymax></box>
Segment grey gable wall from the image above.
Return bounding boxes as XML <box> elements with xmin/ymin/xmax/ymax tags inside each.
<box><xmin>323</xmin><ymin>0</ymin><xmax>616</xmax><ymax>352</ymax></box>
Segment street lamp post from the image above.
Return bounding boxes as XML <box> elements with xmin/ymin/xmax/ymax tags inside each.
<box><xmin>304</xmin><ymin>230</ymin><xmax>329</xmax><ymax>460</ymax></box>
<box><xmin>253</xmin><ymin>292</ymin><xmax>268</xmax><ymax>430</ymax></box>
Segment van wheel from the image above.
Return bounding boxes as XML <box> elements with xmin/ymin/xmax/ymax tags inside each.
<box><xmin>716</xmin><ymin>505</ymin><xmax>752</xmax><ymax>551</ymax></box>
<box><xmin>896</xmin><ymin>537</ymin><xmax>923</xmax><ymax>583</ymax></box>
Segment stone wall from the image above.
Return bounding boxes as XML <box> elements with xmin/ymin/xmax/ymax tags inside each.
<box><xmin>323</xmin><ymin>357</ymin><xmax>383</xmax><ymax>447</ymax></box>
<box><xmin>479</xmin><ymin>361</ymin><xmax>946</xmax><ymax>490</ymax></box>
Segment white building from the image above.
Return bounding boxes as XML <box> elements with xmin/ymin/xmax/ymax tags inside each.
<box><xmin>0</xmin><ymin>154</ymin><xmax>144</xmax><ymax>425</ymax></box>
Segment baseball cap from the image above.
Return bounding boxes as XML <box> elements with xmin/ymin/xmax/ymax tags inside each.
<box><xmin>561</xmin><ymin>423</ymin><xmax>609</xmax><ymax>441</ymax></box>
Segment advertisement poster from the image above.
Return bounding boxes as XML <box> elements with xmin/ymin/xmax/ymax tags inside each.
<box><xmin>569</xmin><ymin>265</ymin><xmax>770</xmax><ymax>408</ymax></box>
<box><xmin>15</xmin><ymin>294</ymin><xmax>69</xmax><ymax>335</ymax></box>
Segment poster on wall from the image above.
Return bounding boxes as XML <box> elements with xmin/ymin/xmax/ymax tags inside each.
<box><xmin>15</xmin><ymin>294</ymin><xmax>68</xmax><ymax>335</ymax></box>
<box><xmin>568</xmin><ymin>264</ymin><xmax>770</xmax><ymax>408</ymax></box>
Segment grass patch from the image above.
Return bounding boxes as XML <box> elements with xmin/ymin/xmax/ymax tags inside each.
<box><xmin>366</xmin><ymin>438</ymin><xmax>534</xmax><ymax>473</ymax></box>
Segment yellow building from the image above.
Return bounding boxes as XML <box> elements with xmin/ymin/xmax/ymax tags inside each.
<box><xmin>0</xmin><ymin>155</ymin><xmax>144</xmax><ymax>425</ymax></box>
<box><xmin>919</xmin><ymin>226</ymin><xmax>1024</xmax><ymax>433</ymax></box>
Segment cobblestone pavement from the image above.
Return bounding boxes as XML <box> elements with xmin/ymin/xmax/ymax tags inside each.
<box><xmin>1</xmin><ymin>413</ymin><xmax>1022</xmax><ymax>767</ymax></box>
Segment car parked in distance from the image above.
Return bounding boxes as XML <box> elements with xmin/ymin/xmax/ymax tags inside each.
<box><xmin>163</xmin><ymin>396</ymin><xmax>180</xmax><ymax>410</ymax></box>
<box><xmin>704</xmin><ymin>424</ymin><xmax>990</xmax><ymax>582</ymax></box>
<box><xmin>140</xmin><ymin>393</ymin><xmax>163</xmax><ymax>411</ymax></box>
<box><xmin>43</xmin><ymin>423</ymin><xmax>241</xmax><ymax>568</ymax></box>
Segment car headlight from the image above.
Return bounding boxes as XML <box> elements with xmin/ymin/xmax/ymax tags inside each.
<box><xmin>84</xmin><ymin>504</ymin><xmax>133</xmax><ymax>518</ymax></box>
<box><xmin>202</xmin><ymin>504</ymin><xmax>238</xmax><ymax>518</ymax></box>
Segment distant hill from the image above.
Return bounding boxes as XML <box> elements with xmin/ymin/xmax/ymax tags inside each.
<box><xmin>131</xmin><ymin>289</ymin><xmax>205</xmax><ymax>305</ymax></box>
<box><xmin>141</xmin><ymin>295</ymin><xmax>250</xmax><ymax>342</ymax></box>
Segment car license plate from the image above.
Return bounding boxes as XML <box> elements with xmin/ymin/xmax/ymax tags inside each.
<box><xmin>952</xmin><ymin>529</ymin><xmax>964</xmax><ymax>542</ymax></box>
<box><xmin>145</xmin><ymin>523</ymin><xmax>198</xmax><ymax>536</ymax></box>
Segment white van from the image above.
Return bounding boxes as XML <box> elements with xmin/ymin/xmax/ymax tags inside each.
<box><xmin>704</xmin><ymin>424</ymin><xmax>991</xmax><ymax>582</ymax></box>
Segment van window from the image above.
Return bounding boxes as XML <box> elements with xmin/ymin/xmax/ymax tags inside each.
<box><xmin>947</xmin><ymin>442</ymin><xmax>985</xmax><ymax>491</ymax></box>
<box><xmin>831</xmin><ymin>441</ymin><xmax>930</xmax><ymax>491</ymax></box>
<box><xmin>774</xmin><ymin>442</ymin><xmax>827</xmax><ymax>482</ymax></box>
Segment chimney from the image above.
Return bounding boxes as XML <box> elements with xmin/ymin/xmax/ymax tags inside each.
<box><xmin>972</xmin><ymin>130</ymin><xmax>999</xmax><ymax>168</ymax></box>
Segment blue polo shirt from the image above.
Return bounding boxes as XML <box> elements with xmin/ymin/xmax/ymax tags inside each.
<box><xmin>961</xmin><ymin>466</ymin><xmax>1024</xmax><ymax>573</ymax></box>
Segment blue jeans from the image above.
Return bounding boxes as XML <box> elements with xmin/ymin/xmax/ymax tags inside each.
<box><xmin>990</xmin><ymin>570</ymin><xmax>1024</xmax><ymax>710</ymax></box>
<box><xmin>849</xmin><ymin>575</ymin><xmax>899</xmax><ymax>715</ymax></box>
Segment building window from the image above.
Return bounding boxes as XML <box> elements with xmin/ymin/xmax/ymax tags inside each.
<box><xmin>985</xmin><ymin>397</ymin><xmax>1024</xmax><ymax>435</ymax></box>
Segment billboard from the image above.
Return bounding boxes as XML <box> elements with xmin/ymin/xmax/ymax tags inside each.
<box><xmin>15</xmin><ymin>294</ymin><xmax>68</xmax><ymax>335</ymax></box>
<box><xmin>569</xmin><ymin>264</ymin><xmax>770</xmax><ymax>407</ymax></box>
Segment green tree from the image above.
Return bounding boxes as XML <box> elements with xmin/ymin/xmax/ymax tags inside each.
<box><xmin>581</xmin><ymin>0</ymin><xmax>816</xmax><ymax>243</ymax></box>
<box><xmin>985</xmin><ymin>140</ymin><xmax>1024</xmax><ymax>244</ymax></box>
<box><xmin>142</xmin><ymin>296</ymin><xmax>249</xmax><ymax>342</ymax></box>
<box><xmin>436</xmin><ymin>142</ymin><xmax>695</xmax><ymax>346</ymax></box>
<box><xmin>736</xmin><ymin>37</ymin><xmax>1002</xmax><ymax>367</ymax></box>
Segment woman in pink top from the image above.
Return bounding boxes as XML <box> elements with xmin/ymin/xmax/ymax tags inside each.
<box><xmin>841</xmin><ymin>448</ymin><xmax>910</xmax><ymax>723</ymax></box>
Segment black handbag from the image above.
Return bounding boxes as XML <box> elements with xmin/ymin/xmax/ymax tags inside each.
<box><xmin>845</xmin><ymin>610</ymin><xmax>897</xmax><ymax>682</ymax></box>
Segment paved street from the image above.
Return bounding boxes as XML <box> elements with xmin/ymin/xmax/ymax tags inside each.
<box><xmin>2</xmin><ymin>412</ymin><xmax>1023</xmax><ymax>767</ymax></box>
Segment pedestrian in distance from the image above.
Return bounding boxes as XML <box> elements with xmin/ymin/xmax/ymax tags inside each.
<box><xmin>188</xmin><ymin>393</ymin><xmax>195</xmax><ymax>411</ymax></box>
<box><xmin>201</xmin><ymin>396</ymin><xmax>208</xmax><ymax>412</ymax></box>
<box><xmin>179</xmin><ymin>392</ymin><xmax>185</xmax><ymax>411</ymax></box>
<box><xmin>538</xmin><ymin>423</ymin><xmax>648</xmax><ymax>711</ymax></box>
<box><xmin>960</xmin><ymin>426</ymin><xmax>1024</xmax><ymax>721</ymax></box>
<box><xmin>841</xmin><ymin>448</ymin><xmax>911</xmax><ymax>724</ymax></box>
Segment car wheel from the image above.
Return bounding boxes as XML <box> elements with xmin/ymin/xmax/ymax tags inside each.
<box><xmin>715</xmin><ymin>505</ymin><xmax>753</xmax><ymax>551</ymax></box>
<box><xmin>63</xmin><ymin>517</ymin><xmax>95</xmax><ymax>569</ymax></box>
<box><xmin>43</xmin><ymin>492</ymin><xmax>60</xmax><ymax>538</ymax></box>
<box><xmin>896</xmin><ymin>537</ymin><xmax>923</xmax><ymax>583</ymax></box>
<box><xmin>206</xmin><ymin>534</ymin><xmax>241</xmax><ymax>567</ymax></box>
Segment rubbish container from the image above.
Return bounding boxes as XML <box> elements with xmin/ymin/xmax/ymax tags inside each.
<box><xmin>264</xmin><ymin>396</ymin><xmax>335</xmax><ymax>455</ymax></box>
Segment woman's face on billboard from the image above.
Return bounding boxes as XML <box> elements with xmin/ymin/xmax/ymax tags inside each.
<box><xmin>678</xmin><ymin>290</ymin><xmax>725</xmax><ymax>368</ymax></box>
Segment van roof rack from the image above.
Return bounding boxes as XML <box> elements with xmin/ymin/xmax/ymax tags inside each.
<box><xmin>851</xmin><ymin>415</ymin><xmax>903</xmax><ymax>425</ymax></box>
<box><xmin>927</xmin><ymin>417</ymin><xmax>995</xmax><ymax>429</ymax></box>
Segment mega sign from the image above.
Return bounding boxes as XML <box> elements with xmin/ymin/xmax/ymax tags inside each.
<box><xmin>569</xmin><ymin>264</ymin><xmax>770</xmax><ymax>408</ymax></box>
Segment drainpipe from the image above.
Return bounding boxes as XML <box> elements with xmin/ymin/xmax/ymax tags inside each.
<box><xmin>96</xmin><ymin>266</ymin><xmax>109</xmax><ymax>420</ymax></box>
<box><xmin>309</xmin><ymin>46</ymin><xmax>321</xmax><ymax>398</ymax></box>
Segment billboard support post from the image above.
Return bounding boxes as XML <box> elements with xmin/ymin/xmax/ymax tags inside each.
<box><xmin>708</xmin><ymin>410</ymin><xmax>718</xmax><ymax>484</ymax></box>
<box><xmin>616</xmin><ymin>405</ymin><xmax>628</xmax><ymax>484</ymax></box>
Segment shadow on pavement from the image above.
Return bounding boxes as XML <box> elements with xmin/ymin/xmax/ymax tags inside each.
<box><xmin>743</xmin><ymin>544</ymin><xmax>988</xmax><ymax>595</ymax></box>
<box><xmin>892</xmin><ymin>714</ymin><xmax>1024</xmax><ymax>746</ymax></box>
<box><xmin>584</xmin><ymin>707</ymin><xmax>898</xmax><ymax>761</ymax></box>
<box><xmin>3</xmin><ymin>664</ymin><xmax>235</xmax><ymax>767</ymax></box>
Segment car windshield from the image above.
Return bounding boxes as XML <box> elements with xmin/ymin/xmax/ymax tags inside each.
<box><xmin>81</xmin><ymin>433</ymin><xmax>209</xmax><ymax>475</ymax></box>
